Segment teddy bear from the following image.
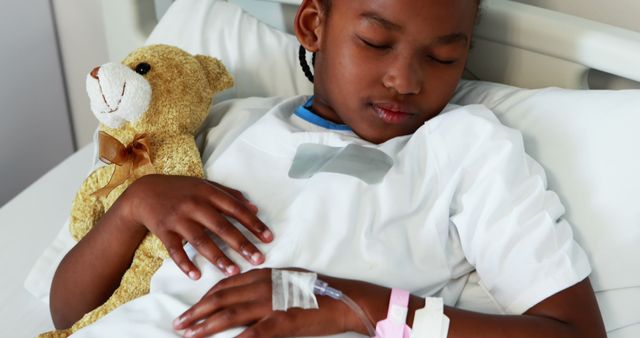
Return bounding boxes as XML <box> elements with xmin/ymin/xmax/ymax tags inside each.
<box><xmin>39</xmin><ymin>44</ymin><xmax>233</xmax><ymax>338</ymax></box>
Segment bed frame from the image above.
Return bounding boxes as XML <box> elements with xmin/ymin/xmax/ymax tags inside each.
<box><xmin>102</xmin><ymin>0</ymin><xmax>640</xmax><ymax>90</ymax></box>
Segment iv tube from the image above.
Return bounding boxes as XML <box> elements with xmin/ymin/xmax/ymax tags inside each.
<box><xmin>313</xmin><ymin>279</ymin><xmax>377</xmax><ymax>337</ymax></box>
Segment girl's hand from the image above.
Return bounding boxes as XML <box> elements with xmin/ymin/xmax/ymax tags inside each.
<box><xmin>173</xmin><ymin>268</ymin><xmax>392</xmax><ymax>338</ymax></box>
<box><xmin>123</xmin><ymin>175</ymin><xmax>274</xmax><ymax>279</ymax></box>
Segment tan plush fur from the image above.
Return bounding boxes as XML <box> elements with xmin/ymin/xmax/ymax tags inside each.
<box><xmin>39</xmin><ymin>44</ymin><xmax>233</xmax><ymax>337</ymax></box>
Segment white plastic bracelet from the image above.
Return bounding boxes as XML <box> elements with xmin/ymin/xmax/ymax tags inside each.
<box><xmin>410</xmin><ymin>297</ymin><xmax>449</xmax><ymax>338</ymax></box>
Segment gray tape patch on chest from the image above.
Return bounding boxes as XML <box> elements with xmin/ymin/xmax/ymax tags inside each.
<box><xmin>288</xmin><ymin>143</ymin><xmax>394</xmax><ymax>184</ymax></box>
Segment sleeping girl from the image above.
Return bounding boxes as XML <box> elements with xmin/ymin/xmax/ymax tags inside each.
<box><xmin>49</xmin><ymin>0</ymin><xmax>606</xmax><ymax>337</ymax></box>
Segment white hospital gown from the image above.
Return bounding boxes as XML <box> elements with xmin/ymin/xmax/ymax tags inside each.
<box><xmin>72</xmin><ymin>96</ymin><xmax>590</xmax><ymax>337</ymax></box>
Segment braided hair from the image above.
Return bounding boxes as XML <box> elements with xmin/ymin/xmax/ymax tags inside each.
<box><xmin>298</xmin><ymin>0</ymin><xmax>330</xmax><ymax>83</ymax></box>
<box><xmin>299</xmin><ymin>45</ymin><xmax>316</xmax><ymax>83</ymax></box>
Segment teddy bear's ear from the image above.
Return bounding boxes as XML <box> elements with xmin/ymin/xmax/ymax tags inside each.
<box><xmin>194</xmin><ymin>55</ymin><xmax>234</xmax><ymax>94</ymax></box>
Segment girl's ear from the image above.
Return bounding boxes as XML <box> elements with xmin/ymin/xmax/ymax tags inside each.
<box><xmin>294</xmin><ymin>0</ymin><xmax>325</xmax><ymax>52</ymax></box>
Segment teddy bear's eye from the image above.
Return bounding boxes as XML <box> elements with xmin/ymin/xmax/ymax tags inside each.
<box><xmin>135</xmin><ymin>62</ymin><xmax>151</xmax><ymax>75</ymax></box>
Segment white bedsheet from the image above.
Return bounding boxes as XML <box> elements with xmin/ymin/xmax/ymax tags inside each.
<box><xmin>10</xmin><ymin>108</ymin><xmax>639</xmax><ymax>337</ymax></box>
<box><xmin>0</xmin><ymin>144</ymin><xmax>93</xmax><ymax>337</ymax></box>
<box><xmin>5</xmin><ymin>132</ymin><xmax>638</xmax><ymax>337</ymax></box>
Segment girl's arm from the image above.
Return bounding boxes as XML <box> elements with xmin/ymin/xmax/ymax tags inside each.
<box><xmin>341</xmin><ymin>277</ymin><xmax>605</xmax><ymax>338</ymax></box>
<box><xmin>416</xmin><ymin>278</ymin><xmax>605</xmax><ymax>338</ymax></box>
<box><xmin>354</xmin><ymin>278</ymin><xmax>606</xmax><ymax>338</ymax></box>
<box><xmin>175</xmin><ymin>271</ymin><xmax>605</xmax><ymax>338</ymax></box>
<box><xmin>50</xmin><ymin>191</ymin><xmax>147</xmax><ymax>329</ymax></box>
<box><xmin>50</xmin><ymin>175</ymin><xmax>273</xmax><ymax>329</ymax></box>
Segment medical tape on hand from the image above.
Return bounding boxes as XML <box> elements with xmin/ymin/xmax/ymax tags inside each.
<box><xmin>411</xmin><ymin>297</ymin><xmax>450</xmax><ymax>338</ymax></box>
<box><xmin>271</xmin><ymin>270</ymin><xmax>319</xmax><ymax>311</ymax></box>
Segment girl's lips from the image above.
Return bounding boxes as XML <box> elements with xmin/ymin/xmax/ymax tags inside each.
<box><xmin>372</xmin><ymin>103</ymin><xmax>414</xmax><ymax>124</ymax></box>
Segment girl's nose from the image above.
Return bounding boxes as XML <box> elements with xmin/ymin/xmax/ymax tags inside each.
<box><xmin>382</xmin><ymin>56</ymin><xmax>422</xmax><ymax>95</ymax></box>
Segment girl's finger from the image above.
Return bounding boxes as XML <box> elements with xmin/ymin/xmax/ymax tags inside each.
<box><xmin>202</xmin><ymin>268</ymin><xmax>271</xmax><ymax>300</ymax></box>
<box><xmin>181</xmin><ymin>302</ymin><xmax>272</xmax><ymax>338</ymax></box>
<box><xmin>159</xmin><ymin>232</ymin><xmax>200</xmax><ymax>280</ymax></box>
<box><xmin>205</xmin><ymin>180</ymin><xmax>249</xmax><ymax>202</ymax></box>
<box><xmin>204</xmin><ymin>186</ymin><xmax>274</xmax><ymax>243</ymax></box>
<box><xmin>234</xmin><ymin>316</ymin><xmax>282</xmax><ymax>338</ymax></box>
<box><xmin>174</xmin><ymin>279</ymin><xmax>271</xmax><ymax>330</ymax></box>
<box><xmin>237</xmin><ymin>308</ymin><xmax>339</xmax><ymax>338</ymax></box>
<box><xmin>205</xmin><ymin>180</ymin><xmax>259</xmax><ymax>214</ymax></box>
<box><xmin>177</xmin><ymin>222</ymin><xmax>239</xmax><ymax>276</ymax></box>
<box><xmin>191</xmin><ymin>206</ymin><xmax>265</xmax><ymax>266</ymax></box>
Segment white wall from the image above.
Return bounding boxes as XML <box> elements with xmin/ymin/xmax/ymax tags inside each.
<box><xmin>52</xmin><ymin>0</ymin><xmax>109</xmax><ymax>148</ymax></box>
<box><xmin>0</xmin><ymin>0</ymin><xmax>75</xmax><ymax>206</ymax></box>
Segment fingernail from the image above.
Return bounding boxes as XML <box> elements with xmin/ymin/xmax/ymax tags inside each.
<box><xmin>184</xmin><ymin>329</ymin><xmax>195</xmax><ymax>338</ymax></box>
<box><xmin>226</xmin><ymin>265</ymin><xmax>239</xmax><ymax>276</ymax></box>
<box><xmin>251</xmin><ymin>252</ymin><xmax>263</xmax><ymax>264</ymax></box>
<box><xmin>241</xmin><ymin>247</ymin><xmax>252</xmax><ymax>259</ymax></box>
<box><xmin>262</xmin><ymin>230</ymin><xmax>273</xmax><ymax>241</ymax></box>
<box><xmin>216</xmin><ymin>258</ymin><xmax>226</xmax><ymax>270</ymax></box>
<box><xmin>248</xmin><ymin>202</ymin><xmax>258</xmax><ymax>212</ymax></box>
<box><xmin>188</xmin><ymin>270</ymin><xmax>199</xmax><ymax>280</ymax></box>
<box><xmin>173</xmin><ymin>316</ymin><xmax>185</xmax><ymax>328</ymax></box>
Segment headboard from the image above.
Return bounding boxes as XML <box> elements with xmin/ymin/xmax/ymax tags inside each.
<box><xmin>101</xmin><ymin>0</ymin><xmax>640</xmax><ymax>90</ymax></box>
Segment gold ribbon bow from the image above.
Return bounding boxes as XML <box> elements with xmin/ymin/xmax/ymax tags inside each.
<box><xmin>92</xmin><ymin>131</ymin><xmax>156</xmax><ymax>198</ymax></box>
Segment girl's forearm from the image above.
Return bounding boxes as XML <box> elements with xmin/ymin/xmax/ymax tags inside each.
<box><xmin>353</xmin><ymin>279</ymin><xmax>604</xmax><ymax>338</ymax></box>
<box><xmin>442</xmin><ymin>306</ymin><xmax>579</xmax><ymax>338</ymax></box>
<box><xmin>441</xmin><ymin>278</ymin><xmax>604</xmax><ymax>338</ymax></box>
<box><xmin>365</xmin><ymin>298</ymin><xmax>593</xmax><ymax>338</ymax></box>
<box><xmin>49</xmin><ymin>197</ymin><xmax>148</xmax><ymax>329</ymax></box>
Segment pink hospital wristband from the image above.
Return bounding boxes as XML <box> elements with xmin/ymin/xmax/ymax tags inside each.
<box><xmin>375</xmin><ymin>288</ymin><xmax>412</xmax><ymax>338</ymax></box>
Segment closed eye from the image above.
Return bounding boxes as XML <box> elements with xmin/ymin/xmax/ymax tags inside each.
<box><xmin>359</xmin><ymin>37</ymin><xmax>391</xmax><ymax>50</ymax></box>
<box><xmin>429</xmin><ymin>56</ymin><xmax>456</xmax><ymax>65</ymax></box>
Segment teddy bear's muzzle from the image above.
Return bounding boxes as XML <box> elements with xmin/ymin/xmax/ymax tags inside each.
<box><xmin>86</xmin><ymin>62</ymin><xmax>152</xmax><ymax>129</ymax></box>
<box><xmin>90</xmin><ymin>66</ymin><xmax>100</xmax><ymax>79</ymax></box>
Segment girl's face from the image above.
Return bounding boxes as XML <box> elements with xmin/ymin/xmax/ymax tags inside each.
<box><xmin>296</xmin><ymin>0</ymin><xmax>478</xmax><ymax>144</ymax></box>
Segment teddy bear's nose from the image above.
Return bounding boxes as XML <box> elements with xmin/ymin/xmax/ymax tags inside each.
<box><xmin>90</xmin><ymin>66</ymin><xmax>100</xmax><ymax>79</ymax></box>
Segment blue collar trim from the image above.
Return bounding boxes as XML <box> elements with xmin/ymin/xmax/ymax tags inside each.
<box><xmin>294</xmin><ymin>97</ymin><xmax>352</xmax><ymax>131</ymax></box>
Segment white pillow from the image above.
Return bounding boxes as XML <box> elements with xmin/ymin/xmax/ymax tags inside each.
<box><xmin>453</xmin><ymin>80</ymin><xmax>640</xmax><ymax>293</ymax></box>
<box><xmin>145</xmin><ymin>0</ymin><xmax>312</xmax><ymax>102</ymax></box>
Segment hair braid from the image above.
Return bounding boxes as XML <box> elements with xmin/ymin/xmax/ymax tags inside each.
<box><xmin>299</xmin><ymin>45</ymin><xmax>315</xmax><ymax>83</ymax></box>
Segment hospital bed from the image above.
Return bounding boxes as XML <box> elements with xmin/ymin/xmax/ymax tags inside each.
<box><xmin>1</xmin><ymin>0</ymin><xmax>639</xmax><ymax>337</ymax></box>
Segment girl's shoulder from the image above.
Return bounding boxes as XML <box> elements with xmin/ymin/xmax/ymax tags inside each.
<box><xmin>206</xmin><ymin>96</ymin><xmax>304</xmax><ymax>126</ymax></box>
<box><xmin>425</xmin><ymin>103</ymin><xmax>505</xmax><ymax>135</ymax></box>
<box><xmin>200</xmin><ymin>95</ymin><xmax>308</xmax><ymax>163</ymax></box>
<box><xmin>420</xmin><ymin>104</ymin><xmax>526</xmax><ymax>169</ymax></box>
<box><xmin>426</xmin><ymin>103</ymin><xmax>522</xmax><ymax>142</ymax></box>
